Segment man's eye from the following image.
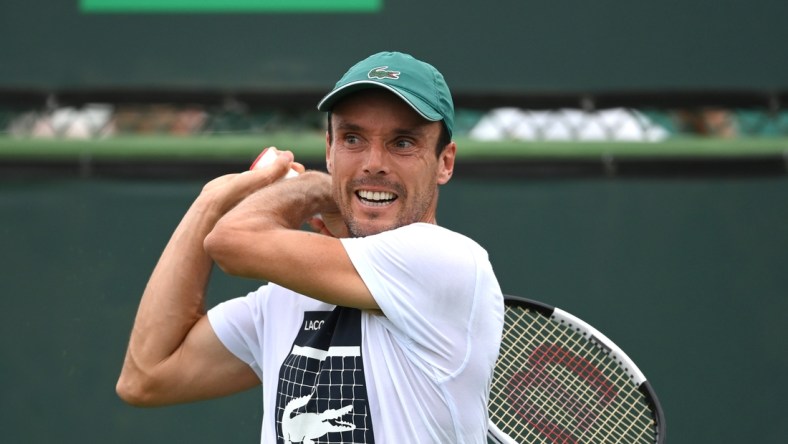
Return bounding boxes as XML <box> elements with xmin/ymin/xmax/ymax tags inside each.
<box><xmin>345</xmin><ymin>135</ymin><xmax>359</xmax><ymax>144</ymax></box>
<box><xmin>394</xmin><ymin>139</ymin><xmax>414</xmax><ymax>149</ymax></box>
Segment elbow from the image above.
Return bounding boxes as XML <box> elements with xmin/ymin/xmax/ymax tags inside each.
<box><xmin>204</xmin><ymin>222</ymin><xmax>239</xmax><ymax>275</ymax></box>
<box><xmin>116</xmin><ymin>368</ymin><xmax>163</xmax><ymax>408</ymax></box>
<box><xmin>203</xmin><ymin>228</ymin><xmax>221</xmax><ymax>261</ymax></box>
<box><xmin>116</xmin><ymin>374</ymin><xmax>150</xmax><ymax>407</ymax></box>
<box><xmin>205</xmin><ymin>220</ymin><xmax>272</xmax><ymax>278</ymax></box>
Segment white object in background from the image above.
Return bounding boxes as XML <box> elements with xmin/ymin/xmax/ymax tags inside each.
<box><xmin>469</xmin><ymin>107</ymin><xmax>669</xmax><ymax>142</ymax></box>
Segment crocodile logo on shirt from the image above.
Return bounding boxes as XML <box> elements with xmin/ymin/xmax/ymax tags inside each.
<box><xmin>282</xmin><ymin>393</ymin><xmax>356</xmax><ymax>444</ymax></box>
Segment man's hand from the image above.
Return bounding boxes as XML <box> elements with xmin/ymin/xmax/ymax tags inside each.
<box><xmin>307</xmin><ymin>197</ymin><xmax>348</xmax><ymax>239</ymax></box>
<box><xmin>200</xmin><ymin>149</ymin><xmax>305</xmax><ymax>217</ymax></box>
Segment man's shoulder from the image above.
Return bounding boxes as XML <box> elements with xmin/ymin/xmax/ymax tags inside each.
<box><xmin>399</xmin><ymin>223</ymin><xmax>488</xmax><ymax>256</ymax></box>
<box><xmin>247</xmin><ymin>284</ymin><xmax>334</xmax><ymax>312</ymax></box>
<box><xmin>388</xmin><ymin>222</ymin><xmax>479</xmax><ymax>244</ymax></box>
<box><xmin>378</xmin><ymin>223</ymin><xmax>491</xmax><ymax>269</ymax></box>
<box><xmin>341</xmin><ymin>223</ymin><xmax>491</xmax><ymax>276</ymax></box>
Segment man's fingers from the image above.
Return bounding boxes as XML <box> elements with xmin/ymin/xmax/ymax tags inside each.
<box><xmin>292</xmin><ymin>162</ymin><xmax>306</xmax><ymax>174</ymax></box>
<box><xmin>307</xmin><ymin>217</ymin><xmax>334</xmax><ymax>237</ymax></box>
<box><xmin>244</xmin><ymin>150</ymin><xmax>295</xmax><ymax>183</ymax></box>
<box><xmin>251</xmin><ymin>147</ymin><xmax>297</xmax><ymax>176</ymax></box>
<box><xmin>203</xmin><ymin>148</ymin><xmax>301</xmax><ymax>216</ymax></box>
<box><xmin>202</xmin><ymin>173</ymin><xmax>239</xmax><ymax>193</ymax></box>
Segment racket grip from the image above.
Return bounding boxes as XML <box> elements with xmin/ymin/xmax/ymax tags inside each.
<box><xmin>250</xmin><ymin>147</ymin><xmax>299</xmax><ymax>179</ymax></box>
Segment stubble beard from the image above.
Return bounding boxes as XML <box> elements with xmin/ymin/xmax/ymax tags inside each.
<box><xmin>339</xmin><ymin>181</ymin><xmax>436</xmax><ymax>238</ymax></box>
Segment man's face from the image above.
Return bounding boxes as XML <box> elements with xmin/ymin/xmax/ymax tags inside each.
<box><xmin>326</xmin><ymin>89</ymin><xmax>456</xmax><ymax>237</ymax></box>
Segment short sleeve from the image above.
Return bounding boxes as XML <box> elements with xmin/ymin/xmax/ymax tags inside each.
<box><xmin>207</xmin><ymin>287</ymin><xmax>268</xmax><ymax>380</ymax></box>
<box><xmin>341</xmin><ymin>223</ymin><xmax>484</xmax><ymax>375</ymax></box>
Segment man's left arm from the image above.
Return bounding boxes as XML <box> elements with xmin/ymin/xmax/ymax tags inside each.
<box><xmin>204</xmin><ymin>170</ymin><xmax>378</xmax><ymax>310</ymax></box>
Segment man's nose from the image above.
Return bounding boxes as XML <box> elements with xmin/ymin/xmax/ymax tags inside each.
<box><xmin>362</xmin><ymin>143</ymin><xmax>389</xmax><ymax>175</ymax></box>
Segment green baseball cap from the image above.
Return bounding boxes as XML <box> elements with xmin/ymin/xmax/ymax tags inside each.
<box><xmin>317</xmin><ymin>51</ymin><xmax>455</xmax><ymax>138</ymax></box>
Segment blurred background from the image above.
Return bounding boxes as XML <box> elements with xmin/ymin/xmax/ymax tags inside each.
<box><xmin>1</xmin><ymin>1</ymin><xmax>787</xmax><ymax>442</ymax></box>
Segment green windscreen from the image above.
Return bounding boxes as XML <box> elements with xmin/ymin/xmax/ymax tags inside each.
<box><xmin>5</xmin><ymin>1</ymin><xmax>785</xmax><ymax>91</ymax></box>
<box><xmin>80</xmin><ymin>0</ymin><xmax>381</xmax><ymax>13</ymax></box>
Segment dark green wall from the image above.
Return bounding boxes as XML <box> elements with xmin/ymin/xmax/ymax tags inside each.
<box><xmin>1</xmin><ymin>175</ymin><xmax>787</xmax><ymax>442</ymax></box>
<box><xmin>1</xmin><ymin>0</ymin><xmax>787</xmax><ymax>92</ymax></box>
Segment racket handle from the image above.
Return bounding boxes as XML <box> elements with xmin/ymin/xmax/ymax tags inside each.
<box><xmin>250</xmin><ymin>147</ymin><xmax>299</xmax><ymax>179</ymax></box>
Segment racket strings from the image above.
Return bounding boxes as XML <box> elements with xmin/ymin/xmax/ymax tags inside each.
<box><xmin>499</xmin><ymin>308</ymin><xmax>654</xmax><ymax>443</ymax></box>
<box><xmin>489</xmin><ymin>305</ymin><xmax>657</xmax><ymax>443</ymax></box>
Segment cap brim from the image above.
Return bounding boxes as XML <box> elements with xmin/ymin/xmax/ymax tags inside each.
<box><xmin>317</xmin><ymin>81</ymin><xmax>442</xmax><ymax>122</ymax></box>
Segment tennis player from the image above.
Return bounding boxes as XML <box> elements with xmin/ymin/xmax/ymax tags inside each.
<box><xmin>117</xmin><ymin>51</ymin><xmax>504</xmax><ymax>443</ymax></box>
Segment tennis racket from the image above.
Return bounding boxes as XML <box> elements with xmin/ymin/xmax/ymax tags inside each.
<box><xmin>488</xmin><ymin>294</ymin><xmax>665</xmax><ymax>444</ymax></box>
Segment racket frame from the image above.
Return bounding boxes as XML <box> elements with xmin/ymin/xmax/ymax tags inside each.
<box><xmin>487</xmin><ymin>294</ymin><xmax>666</xmax><ymax>444</ymax></box>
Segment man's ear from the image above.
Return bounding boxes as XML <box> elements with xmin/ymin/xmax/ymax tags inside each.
<box><xmin>325</xmin><ymin>131</ymin><xmax>333</xmax><ymax>174</ymax></box>
<box><xmin>437</xmin><ymin>142</ymin><xmax>456</xmax><ymax>185</ymax></box>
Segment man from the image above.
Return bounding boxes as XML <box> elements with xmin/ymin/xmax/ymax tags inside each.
<box><xmin>117</xmin><ymin>51</ymin><xmax>504</xmax><ymax>443</ymax></box>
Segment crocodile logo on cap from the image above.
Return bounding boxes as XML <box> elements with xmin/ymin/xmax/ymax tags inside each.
<box><xmin>368</xmin><ymin>66</ymin><xmax>400</xmax><ymax>80</ymax></box>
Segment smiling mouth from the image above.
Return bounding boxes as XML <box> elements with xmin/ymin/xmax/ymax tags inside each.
<box><xmin>357</xmin><ymin>190</ymin><xmax>397</xmax><ymax>207</ymax></box>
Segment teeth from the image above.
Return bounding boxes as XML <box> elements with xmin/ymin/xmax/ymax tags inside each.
<box><xmin>358</xmin><ymin>190</ymin><xmax>395</xmax><ymax>201</ymax></box>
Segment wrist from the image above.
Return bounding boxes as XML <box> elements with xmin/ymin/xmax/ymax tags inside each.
<box><xmin>299</xmin><ymin>170</ymin><xmax>334</xmax><ymax>203</ymax></box>
<box><xmin>188</xmin><ymin>194</ymin><xmax>228</xmax><ymax>232</ymax></box>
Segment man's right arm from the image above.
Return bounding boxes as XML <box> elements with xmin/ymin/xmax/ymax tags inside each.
<box><xmin>116</xmin><ymin>152</ymin><xmax>299</xmax><ymax>406</ymax></box>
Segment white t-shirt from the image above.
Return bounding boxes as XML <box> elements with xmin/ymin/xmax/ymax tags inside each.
<box><xmin>208</xmin><ymin>223</ymin><xmax>504</xmax><ymax>444</ymax></box>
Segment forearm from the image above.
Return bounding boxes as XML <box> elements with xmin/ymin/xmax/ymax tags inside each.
<box><xmin>119</xmin><ymin>196</ymin><xmax>221</xmax><ymax>384</ymax></box>
<box><xmin>117</xmin><ymin>155</ymin><xmax>304</xmax><ymax>405</ymax></box>
<box><xmin>239</xmin><ymin>171</ymin><xmax>335</xmax><ymax>230</ymax></box>
<box><xmin>204</xmin><ymin>172</ymin><xmax>375</xmax><ymax>309</ymax></box>
<box><xmin>205</xmin><ymin>171</ymin><xmax>336</xmax><ymax>275</ymax></box>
